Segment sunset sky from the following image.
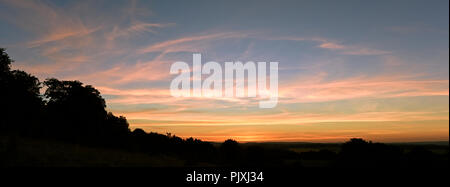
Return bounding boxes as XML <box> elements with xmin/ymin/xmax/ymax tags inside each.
<box><xmin>0</xmin><ymin>0</ymin><xmax>448</xmax><ymax>142</ymax></box>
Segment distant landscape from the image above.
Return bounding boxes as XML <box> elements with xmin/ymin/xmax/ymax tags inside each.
<box><xmin>1</xmin><ymin>135</ymin><xmax>448</xmax><ymax>167</ymax></box>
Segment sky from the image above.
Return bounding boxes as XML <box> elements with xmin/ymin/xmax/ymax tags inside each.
<box><xmin>0</xmin><ymin>0</ymin><xmax>448</xmax><ymax>142</ymax></box>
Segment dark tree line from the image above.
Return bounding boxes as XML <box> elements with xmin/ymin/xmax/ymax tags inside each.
<box><xmin>0</xmin><ymin>48</ymin><xmax>214</xmax><ymax>158</ymax></box>
<box><xmin>0</xmin><ymin>48</ymin><xmax>267</xmax><ymax>165</ymax></box>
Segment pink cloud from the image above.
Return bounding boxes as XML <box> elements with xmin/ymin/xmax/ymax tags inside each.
<box><xmin>138</xmin><ymin>32</ymin><xmax>250</xmax><ymax>54</ymax></box>
<box><xmin>279</xmin><ymin>74</ymin><xmax>449</xmax><ymax>103</ymax></box>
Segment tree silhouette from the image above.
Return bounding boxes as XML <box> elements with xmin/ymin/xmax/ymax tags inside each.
<box><xmin>0</xmin><ymin>48</ymin><xmax>11</xmax><ymax>73</ymax></box>
<box><xmin>220</xmin><ymin>139</ymin><xmax>242</xmax><ymax>163</ymax></box>
<box><xmin>0</xmin><ymin>48</ymin><xmax>13</xmax><ymax>132</ymax></box>
<box><xmin>1</xmin><ymin>49</ymin><xmax>42</xmax><ymax>134</ymax></box>
<box><xmin>43</xmin><ymin>78</ymin><xmax>107</xmax><ymax>143</ymax></box>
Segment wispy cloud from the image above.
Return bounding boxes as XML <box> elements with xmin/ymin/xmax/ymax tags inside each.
<box><xmin>27</xmin><ymin>26</ymin><xmax>101</xmax><ymax>48</ymax></box>
<box><xmin>139</xmin><ymin>32</ymin><xmax>250</xmax><ymax>54</ymax></box>
<box><xmin>268</xmin><ymin>36</ymin><xmax>391</xmax><ymax>55</ymax></box>
<box><xmin>106</xmin><ymin>22</ymin><xmax>174</xmax><ymax>41</ymax></box>
<box><xmin>318</xmin><ymin>41</ymin><xmax>391</xmax><ymax>55</ymax></box>
<box><xmin>280</xmin><ymin>74</ymin><xmax>448</xmax><ymax>103</ymax></box>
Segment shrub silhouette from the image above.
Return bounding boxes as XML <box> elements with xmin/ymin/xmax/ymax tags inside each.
<box><xmin>338</xmin><ymin>138</ymin><xmax>404</xmax><ymax>167</ymax></box>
